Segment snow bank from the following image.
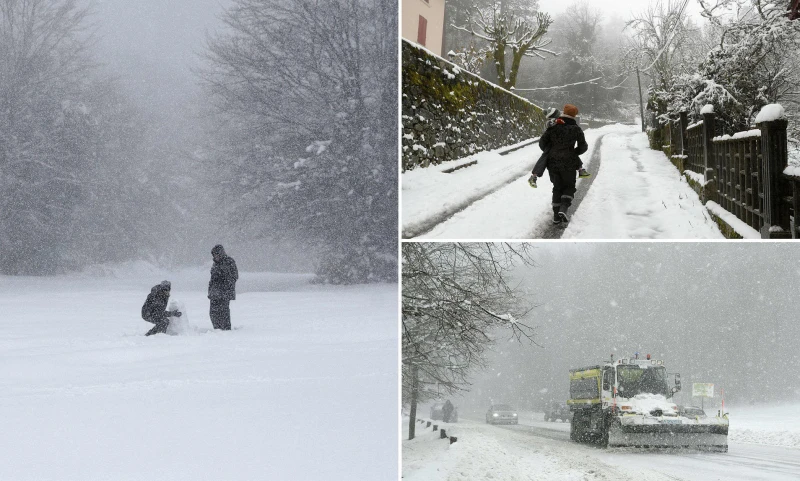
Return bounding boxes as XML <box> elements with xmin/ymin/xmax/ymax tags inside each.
<box><xmin>728</xmin><ymin>403</ymin><xmax>800</xmax><ymax>449</ymax></box>
<box><xmin>705</xmin><ymin>201</ymin><xmax>761</xmax><ymax>239</ymax></box>
<box><xmin>755</xmin><ymin>104</ymin><xmax>786</xmax><ymax>123</ymax></box>
<box><xmin>683</xmin><ymin>170</ymin><xmax>706</xmax><ymax>186</ymax></box>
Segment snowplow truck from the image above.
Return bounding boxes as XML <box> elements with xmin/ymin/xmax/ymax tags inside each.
<box><xmin>568</xmin><ymin>356</ymin><xmax>728</xmax><ymax>451</ymax></box>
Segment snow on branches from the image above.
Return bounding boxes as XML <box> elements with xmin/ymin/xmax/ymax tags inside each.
<box><xmin>452</xmin><ymin>3</ymin><xmax>557</xmax><ymax>90</ymax></box>
<box><xmin>402</xmin><ymin>243</ymin><xmax>538</xmax><ymax>403</ymax></box>
<box><xmin>655</xmin><ymin>0</ymin><xmax>800</xmax><ymax>132</ymax></box>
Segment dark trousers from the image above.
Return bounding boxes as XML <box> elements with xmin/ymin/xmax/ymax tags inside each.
<box><xmin>210</xmin><ymin>299</ymin><xmax>232</xmax><ymax>330</ymax></box>
<box><xmin>547</xmin><ymin>167</ymin><xmax>577</xmax><ymax>208</ymax></box>
<box><xmin>145</xmin><ymin>318</ymin><xmax>169</xmax><ymax>336</ymax></box>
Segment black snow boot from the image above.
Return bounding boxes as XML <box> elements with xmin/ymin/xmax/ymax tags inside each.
<box><xmin>558</xmin><ymin>196</ymin><xmax>572</xmax><ymax>224</ymax></box>
<box><xmin>552</xmin><ymin>205</ymin><xmax>562</xmax><ymax>225</ymax></box>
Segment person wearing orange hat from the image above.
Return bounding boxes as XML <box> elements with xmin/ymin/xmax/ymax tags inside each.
<box><xmin>529</xmin><ymin>107</ymin><xmax>590</xmax><ymax>188</ymax></box>
<box><xmin>536</xmin><ymin>104</ymin><xmax>589</xmax><ymax>225</ymax></box>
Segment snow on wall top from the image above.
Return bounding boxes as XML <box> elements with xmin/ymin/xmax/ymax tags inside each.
<box><xmin>700</xmin><ymin>104</ymin><xmax>715</xmax><ymax>114</ymax></box>
<box><xmin>755</xmin><ymin>104</ymin><xmax>786</xmax><ymax>123</ymax></box>
<box><xmin>402</xmin><ymin>39</ymin><xmax>542</xmax><ymax>110</ymax></box>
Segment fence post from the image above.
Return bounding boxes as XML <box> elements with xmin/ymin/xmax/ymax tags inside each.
<box><xmin>758</xmin><ymin>118</ymin><xmax>790</xmax><ymax>238</ymax></box>
<box><xmin>679</xmin><ymin>111</ymin><xmax>689</xmax><ymax>157</ymax></box>
<box><xmin>702</xmin><ymin>111</ymin><xmax>717</xmax><ymax>203</ymax></box>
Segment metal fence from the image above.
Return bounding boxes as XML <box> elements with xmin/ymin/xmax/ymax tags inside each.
<box><xmin>650</xmin><ymin>110</ymin><xmax>797</xmax><ymax>238</ymax></box>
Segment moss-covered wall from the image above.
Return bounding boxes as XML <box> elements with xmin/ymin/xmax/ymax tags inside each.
<box><xmin>402</xmin><ymin>40</ymin><xmax>545</xmax><ymax>171</ymax></box>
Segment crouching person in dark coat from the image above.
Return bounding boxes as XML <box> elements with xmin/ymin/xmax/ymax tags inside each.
<box><xmin>209</xmin><ymin>244</ymin><xmax>238</xmax><ymax>330</ymax></box>
<box><xmin>141</xmin><ymin>280</ymin><xmax>181</xmax><ymax>336</ymax></box>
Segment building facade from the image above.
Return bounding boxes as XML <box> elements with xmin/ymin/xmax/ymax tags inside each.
<box><xmin>401</xmin><ymin>0</ymin><xmax>445</xmax><ymax>56</ymax></box>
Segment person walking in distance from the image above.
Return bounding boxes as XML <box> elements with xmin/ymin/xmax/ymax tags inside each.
<box><xmin>209</xmin><ymin>244</ymin><xmax>238</xmax><ymax>330</ymax></box>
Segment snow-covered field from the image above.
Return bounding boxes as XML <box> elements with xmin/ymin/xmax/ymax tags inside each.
<box><xmin>403</xmin><ymin>407</ymin><xmax>800</xmax><ymax>481</ymax></box>
<box><xmin>0</xmin><ymin>265</ymin><xmax>398</xmax><ymax>480</ymax></box>
<box><xmin>402</xmin><ymin>124</ymin><xmax>725</xmax><ymax>239</ymax></box>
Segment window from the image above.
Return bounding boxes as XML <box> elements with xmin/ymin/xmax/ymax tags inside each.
<box><xmin>417</xmin><ymin>15</ymin><xmax>427</xmax><ymax>46</ymax></box>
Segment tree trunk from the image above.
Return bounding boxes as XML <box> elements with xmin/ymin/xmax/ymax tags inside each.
<box><xmin>408</xmin><ymin>365</ymin><xmax>419</xmax><ymax>440</ymax></box>
<box><xmin>493</xmin><ymin>42</ymin><xmax>507</xmax><ymax>88</ymax></box>
<box><xmin>507</xmin><ymin>47</ymin><xmax>525</xmax><ymax>90</ymax></box>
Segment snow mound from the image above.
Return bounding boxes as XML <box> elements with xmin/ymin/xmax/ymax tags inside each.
<box><xmin>755</xmin><ymin>104</ymin><xmax>785</xmax><ymax>123</ymax></box>
<box><xmin>166</xmin><ymin>300</ymin><xmax>194</xmax><ymax>335</ymax></box>
<box><xmin>700</xmin><ymin>104</ymin><xmax>715</xmax><ymax>114</ymax></box>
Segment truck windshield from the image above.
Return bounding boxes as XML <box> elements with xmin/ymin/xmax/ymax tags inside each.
<box><xmin>616</xmin><ymin>365</ymin><xmax>668</xmax><ymax>397</ymax></box>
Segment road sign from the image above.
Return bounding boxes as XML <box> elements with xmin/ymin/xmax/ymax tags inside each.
<box><xmin>692</xmin><ymin>383</ymin><xmax>714</xmax><ymax>398</ymax></box>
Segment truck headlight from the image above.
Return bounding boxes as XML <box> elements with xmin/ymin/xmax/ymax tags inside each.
<box><xmin>493</xmin><ymin>413</ymin><xmax>499</xmax><ymax>417</ymax></box>
<box><xmin>513</xmin><ymin>413</ymin><xmax>517</xmax><ymax>417</ymax></box>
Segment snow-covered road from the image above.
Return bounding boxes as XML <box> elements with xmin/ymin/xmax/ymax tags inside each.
<box><xmin>0</xmin><ymin>266</ymin><xmax>397</xmax><ymax>480</ymax></box>
<box><xmin>403</xmin><ymin>412</ymin><xmax>800</xmax><ymax>480</ymax></box>
<box><xmin>402</xmin><ymin>124</ymin><xmax>725</xmax><ymax>239</ymax></box>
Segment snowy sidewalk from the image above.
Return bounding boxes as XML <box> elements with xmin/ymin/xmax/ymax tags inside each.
<box><xmin>563</xmin><ymin>132</ymin><xmax>724</xmax><ymax>239</ymax></box>
<box><xmin>402</xmin><ymin>124</ymin><xmax>725</xmax><ymax>239</ymax></box>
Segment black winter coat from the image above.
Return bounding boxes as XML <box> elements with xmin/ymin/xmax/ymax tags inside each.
<box><xmin>538</xmin><ymin>117</ymin><xmax>588</xmax><ymax>171</ymax></box>
<box><xmin>209</xmin><ymin>255</ymin><xmax>239</xmax><ymax>300</ymax></box>
<box><xmin>142</xmin><ymin>285</ymin><xmax>169</xmax><ymax>322</ymax></box>
<box><xmin>532</xmin><ymin>120</ymin><xmax>560</xmax><ymax>177</ymax></box>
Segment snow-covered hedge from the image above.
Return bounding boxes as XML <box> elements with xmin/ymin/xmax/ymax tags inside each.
<box><xmin>402</xmin><ymin>40</ymin><xmax>545</xmax><ymax>171</ymax></box>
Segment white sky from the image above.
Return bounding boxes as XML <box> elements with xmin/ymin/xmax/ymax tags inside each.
<box><xmin>537</xmin><ymin>0</ymin><xmax>706</xmax><ymax>23</ymax></box>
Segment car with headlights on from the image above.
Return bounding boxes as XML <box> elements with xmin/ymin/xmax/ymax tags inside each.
<box><xmin>486</xmin><ymin>404</ymin><xmax>518</xmax><ymax>424</ymax></box>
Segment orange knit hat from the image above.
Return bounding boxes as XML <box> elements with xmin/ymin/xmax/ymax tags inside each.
<box><xmin>563</xmin><ymin>104</ymin><xmax>579</xmax><ymax>117</ymax></box>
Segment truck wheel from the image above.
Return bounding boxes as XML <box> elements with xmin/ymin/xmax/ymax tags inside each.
<box><xmin>597</xmin><ymin>427</ymin><xmax>609</xmax><ymax>448</ymax></box>
<box><xmin>570</xmin><ymin>419</ymin><xmax>577</xmax><ymax>441</ymax></box>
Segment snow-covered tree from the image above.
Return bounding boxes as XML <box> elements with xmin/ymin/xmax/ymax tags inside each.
<box><xmin>649</xmin><ymin>0</ymin><xmax>800</xmax><ymax>132</ymax></box>
<box><xmin>624</xmin><ymin>0</ymin><xmax>700</xmax><ymax>118</ymax></box>
<box><xmin>201</xmin><ymin>0</ymin><xmax>397</xmax><ymax>284</ymax></box>
<box><xmin>402</xmin><ymin>243</ymin><xmax>538</xmax><ymax>439</ymax></box>
<box><xmin>453</xmin><ymin>1</ymin><xmax>556</xmax><ymax>89</ymax></box>
<box><xmin>0</xmin><ymin>0</ymin><xmax>98</xmax><ymax>274</ymax></box>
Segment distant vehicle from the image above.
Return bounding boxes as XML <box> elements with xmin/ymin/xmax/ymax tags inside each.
<box><xmin>678</xmin><ymin>405</ymin><xmax>707</xmax><ymax>419</ymax></box>
<box><xmin>544</xmin><ymin>401</ymin><xmax>571</xmax><ymax>422</ymax></box>
<box><xmin>486</xmin><ymin>404</ymin><xmax>518</xmax><ymax>425</ymax></box>
<box><xmin>430</xmin><ymin>403</ymin><xmax>458</xmax><ymax>422</ymax></box>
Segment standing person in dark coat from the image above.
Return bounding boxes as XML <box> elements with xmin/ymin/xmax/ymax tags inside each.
<box><xmin>442</xmin><ymin>400</ymin><xmax>455</xmax><ymax>423</ymax></box>
<box><xmin>529</xmin><ymin>107</ymin><xmax>591</xmax><ymax>188</ymax></box>
<box><xmin>208</xmin><ymin>244</ymin><xmax>238</xmax><ymax>330</ymax></box>
<box><xmin>141</xmin><ymin>280</ymin><xmax>181</xmax><ymax>336</ymax></box>
<box><xmin>537</xmin><ymin>104</ymin><xmax>589</xmax><ymax>224</ymax></box>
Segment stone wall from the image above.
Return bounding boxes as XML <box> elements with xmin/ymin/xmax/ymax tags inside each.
<box><xmin>402</xmin><ymin>40</ymin><xmax>545</xmax><ymax>171</ymax></box>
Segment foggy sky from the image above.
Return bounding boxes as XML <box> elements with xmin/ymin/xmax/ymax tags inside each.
<box><xmin>92</xmin><ymin>0</ymin><xmax>231</xmax><ymax>110</ymax></box>
<box><xmin>537</xmin><ymin>0</ymin><xmax>705</xmax><ymax>23</ymax></box>
<box><xmin>460</xmin><ymin>243</ymin><xmax>800</xmax><ymax>412</ymax></box>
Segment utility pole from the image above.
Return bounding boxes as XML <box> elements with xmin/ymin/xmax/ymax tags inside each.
<box><xmin>636</xmin><ymin>65</ymin><xmax>645</xmax><ymax>132</ymax></box>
